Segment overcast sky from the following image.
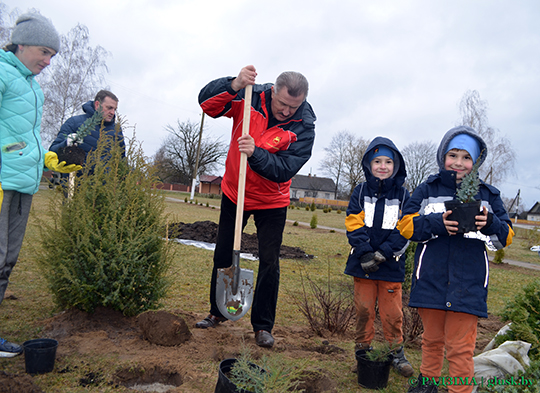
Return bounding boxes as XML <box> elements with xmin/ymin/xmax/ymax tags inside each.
<box><xmin>4</xmin><ymin>0</ymin><xmax>540</xmax><ymax>210</ymax></box>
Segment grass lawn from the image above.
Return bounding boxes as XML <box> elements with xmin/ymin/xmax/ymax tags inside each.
<box><xmin>1</xmin><ymin>188</ymin><xmax>539</xmax><ymax>392</ymax></box>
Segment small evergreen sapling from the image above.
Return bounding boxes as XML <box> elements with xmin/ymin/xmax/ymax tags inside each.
<box><xmin>229</xmin><ymin>344</ymin><xmax>307</xmax><ymax>392</ymax></box>
<box><xmin>455</xmin><ymin>150</ymin><xmax>484</xmax><ymax>203</ymax></box>
<box><xmin>57</xmin><ymin>108</ymin><xmax>104</xmax><ymax>166</ymax></box>
<box><xmin>73</xmin><ymin>107</ymin><xmax>105</xmax><ymax>143</ymax></box>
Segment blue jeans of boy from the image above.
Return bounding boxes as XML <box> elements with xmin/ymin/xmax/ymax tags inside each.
<box><xmin>208</xmin><ymin>194</ymin><xmax>287</xmax><ymax>333</ymax></box>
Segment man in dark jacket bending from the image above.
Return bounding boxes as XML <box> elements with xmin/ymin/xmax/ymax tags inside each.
<box><xmin>196</xmin><ymin>65</ymin><xmax>316</xmax><ymax>348</ymax></box>
<box><xmin>49</xmin><ymin>90</ymin><xmax>125</xmax><ymax>165</ymax></box>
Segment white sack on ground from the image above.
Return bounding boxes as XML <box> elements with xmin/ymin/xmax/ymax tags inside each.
<box><xmin>173</xmin><ymin>239</ymin><xmax>258</xmax><ymax>260</ymax></box>
<box><xmin>483</xmin><ymin>323</ymin><xmax>512</xmax><ymax>352</ymax></box>
<box><xmin>474</xmin><ymin>340</ymin><xmax>531</xmax><ymax>380</ymax></box>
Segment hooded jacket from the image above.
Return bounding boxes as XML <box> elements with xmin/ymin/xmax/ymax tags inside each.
<box><xmin>344</xmin><ymin>137</ymin><xmax>409</xmax><ymax>282</ymax></box>
<box><xmin>199</xmin><ymin>76</ymin><xmax>316</xmax><ymax>210</ymax></box>
<box><xmin>0</xmin><ymin>50</ymin><xmax>46</xmax><ymax>195</ymax></box>
<box><xmin>49</xmin><ymin>100</ymin><xmax>125</xmax><ymax>159</ymax></box>
<box><xmin>397</xmin><ymin>126</ymin><xmax>514</xmax><ymax>317</ymax></box>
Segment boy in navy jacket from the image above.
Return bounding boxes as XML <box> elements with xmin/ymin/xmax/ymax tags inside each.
<box><xmin>398</xmin><ymin>126</ymin><xmax>514</xmax><ymax>393</ymax></box>
<box><xmin>345</xmin><ymin>137</ymin><xmax>413</xmax><ymax>376</ymax></box>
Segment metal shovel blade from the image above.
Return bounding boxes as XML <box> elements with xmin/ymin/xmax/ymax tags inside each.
<box><xmin>216</xmin><ymin>251</ymin><xmax>254</xmax><ymax>321</ymax></box>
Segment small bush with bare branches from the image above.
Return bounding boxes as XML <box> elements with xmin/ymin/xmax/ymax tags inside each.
<box><xmin>292</xmin><ymin>264</ymin><xmax>354</xmax><ymax>336</ymax></box>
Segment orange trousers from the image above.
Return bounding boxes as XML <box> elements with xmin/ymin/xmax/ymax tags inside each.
<box><xmin>353</xmin><ymin>277</ymin><xmax>404</xmax><ymax>347</ymax></box>
<box><xmin>418</xmin><ymin>308</ymin><xmax>478</xmax><ymax>393</ymax></box>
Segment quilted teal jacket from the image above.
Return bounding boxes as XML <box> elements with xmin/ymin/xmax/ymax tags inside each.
<box><xmin>0</xmin><ymin>50</ymin><xmax>46</xmax><ymax>195</ymax></box>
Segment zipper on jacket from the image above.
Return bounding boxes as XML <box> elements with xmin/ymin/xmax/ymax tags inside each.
<box><xmin>29</xmin><ymin>77</ymin><xmax>43</xmax><ymax>182</ymax></box>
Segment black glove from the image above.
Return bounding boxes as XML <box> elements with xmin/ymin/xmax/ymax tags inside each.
<box><xmin>374</xmin><ymin>251</ymin><xmax>386</xmax><ymax>264</ymax></box>
<box><xmin>359</xmin><ymin>252</ymin><xmax>378</xmax><ymax>273</ymax></box>
<box><xmin>361</xmin><ymin>251</ymin><xmax>386</xmax><ymax>273</ymax></box>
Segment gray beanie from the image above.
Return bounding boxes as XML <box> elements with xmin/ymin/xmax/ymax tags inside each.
<box><xmin>11</xmin><ymin>13</ymin><xmax>60</xmax><ymax>53</ymax></box>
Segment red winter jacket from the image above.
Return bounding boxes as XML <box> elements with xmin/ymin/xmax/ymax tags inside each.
<box><xmin>199</xmin><ymin>76</ymin><xmax>316</xmax><ymax>210</ymax></box>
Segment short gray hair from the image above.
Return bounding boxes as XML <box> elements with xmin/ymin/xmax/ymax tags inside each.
<box><xmin>95</xmin><ymin>90</ymin><xmax>119</xmax><ymax>103</ymax></box>
<box><xmin>274</xmin><ymin>71</ymin><xmax>309</xmax><ymax>99</ymax></box>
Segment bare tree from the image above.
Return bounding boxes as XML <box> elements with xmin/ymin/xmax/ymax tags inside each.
<box><xmin>38</xmin><ymin>24</ymin><xmax>110</xmax><ymax>146</ymax></box>
<box><xmin>0</xmin><ymin>3</ymin><xmax>18</xmax><ymax>46</ymax></box>
<box><xmin>402</xmin><ymin>140</ymin><xmax>438</xmax><ymax>192</ymax></box>
<box><xmin>319</xmin><ymin>131</ymin><xmax>369</xmax><ymax>199</ymax></box>
<box><xmin>343</xmin><ymin>137</ymin><xmax>370</xmax><ymax>198</ymax></box>
<box><xmin>458</xmin><ymin>90</ymin><xmax>516</xmax><ymax>186</ymax></box>
<box><xmin>157</xmin><ymin>120</ymin><xmax>227</xmax><ymax>185</ymax></box>
<box><xmin>319</xmin><ymin>130</ymin><xmax>351</xmax><ymax>196</ymax></box>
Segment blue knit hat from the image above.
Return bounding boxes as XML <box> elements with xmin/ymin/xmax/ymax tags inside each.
<box><xmin>11</xmin><ymin>13</ymin><xmax>60</xmax><ymax>53</ymax></box>
<box><xmin>445</xmin><ymin>134</ymin><xmax>481</xmax><ymax>162</ymax></box>
<box><xmin>367</xmin><ymin>145</ymin><xmax>394</xmax><ymax>162</ymax></box>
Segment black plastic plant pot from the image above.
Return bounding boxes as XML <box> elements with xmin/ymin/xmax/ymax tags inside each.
<box><xmin>57</xmin><ymin>145</ymin><xmax>86</xmax><ymax>166</ymax></box>
<box><xmin>23</xmin><ymin>338</ymin><xmax>58</xmax><ymax>375</ymax></box>
<box><xmin>355</xmin><ymin>350</ymin><xmax>393</xmax><ymax>390</ymax></box>
<box><xmin>215</xmin><ymin>358</ymin><xmax>265</xmax><ymax>393</ymax></box>
<box><xmin>444</xmin><ymin>199</ymin><xmax>482</xmax><ymax>234</ymax></box>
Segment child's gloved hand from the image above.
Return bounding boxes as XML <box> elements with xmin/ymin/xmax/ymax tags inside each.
<box><xmin>373</xmin><ymin>251</ymin><xmax>386</xmax><ymax>264</ymax></box>
<box><xmin>44</xmin><ymin>151</ymin><xmax>82</xmax><ymax>173</ymax></box>
<box><xmin>359</xmin><ymin>252</ymin><xmax>378</xmax><ymax>273</ymax></box>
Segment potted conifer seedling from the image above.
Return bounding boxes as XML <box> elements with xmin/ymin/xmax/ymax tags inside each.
<box><xmin>56</xmin><ymin>108</ymin><xmax>104</xmax><ymax>166</ymax></box>
<box><xmin>443</xmin><ymin>151</ymin><xmax>484</xmax><ymax>234</ymax></box>
<box><xmin>215</xmin><ymin>346</ymin><xmax>307</xmax><ymax>393</ymax></box>
<box><xmin>355</xmin><ymin>342</ymin><xmax>394</xmax><ymax>389</ymax></box>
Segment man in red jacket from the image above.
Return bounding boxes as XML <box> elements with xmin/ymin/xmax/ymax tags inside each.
<box><xmin>196</xmin><ymin>65</ymin><xmax>316</xmax><ymax>348</ymax></box>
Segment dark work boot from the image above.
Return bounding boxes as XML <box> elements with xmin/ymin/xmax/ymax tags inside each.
<box><xmin>195</xmin><ymin>314</ymin><xmax>227</xmax><ymax>329</ymax></box>
<box><xmin>392</xmin><ymin>346</ymin><xmax>414</xmax><ymax>377</ymax></box>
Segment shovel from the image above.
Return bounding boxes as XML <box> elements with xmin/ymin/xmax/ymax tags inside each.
<box><xmin>216</xmin><ymin>84</ymin><xmax>254</xmax><ymax>321</ymax></box>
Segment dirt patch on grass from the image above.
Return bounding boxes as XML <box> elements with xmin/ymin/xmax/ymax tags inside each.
<box><xmin>38</xmin><ymin>308</ymin><xmax>346</xmax><ymax>392</ymax></box>
<box><xmin>3</xmin><ymin>307</ymin><xmax>507</xmax><ymax>392</ymax></box>
<box><xmin>169</xmin><ymin>220</ymin><xmax>314</xmax><ymax>259</ymax></box>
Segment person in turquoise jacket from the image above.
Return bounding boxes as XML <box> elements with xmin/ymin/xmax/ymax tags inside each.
<box><xmin>0</xmin><ymin>13</ymin><xmax>80</xmax><ymax>358</ymax></box>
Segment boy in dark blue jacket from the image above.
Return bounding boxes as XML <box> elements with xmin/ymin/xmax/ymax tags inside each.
<box><xmin>398</xmin><ymin>126</ymin><xmax>514</xmax><ymax>393</ymax></box>
<box><xmin>345</xmin><ymin>137</ymin><xmax>413</xmax><ymax>377</ymax></box>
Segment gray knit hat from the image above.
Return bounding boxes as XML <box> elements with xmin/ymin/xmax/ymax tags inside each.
<box><xmin>11</xmin><ymin>13</ymin><xmax>60</xmax><ymax>53</ymax></box>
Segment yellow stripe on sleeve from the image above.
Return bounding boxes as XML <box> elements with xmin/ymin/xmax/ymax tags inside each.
<box><xmin>397</xmin><ymin>213</ymin><xmax>419</xmax><ymax>240</ymax></box>
<box><xmin>345</xmin><ymin>211</ymin><xmax>365</xmax><ymax>232</ymax></box>
<box><xmin>506</xmin><ymin>225</ymin><xmax>515</xmax><ymax>247</ymax></box>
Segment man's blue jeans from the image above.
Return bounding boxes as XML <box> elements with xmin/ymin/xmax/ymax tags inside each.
<box><xmin>208</xmin><ymin>194</ymin><xmax>287</xmax><ymax>333</ymax></box>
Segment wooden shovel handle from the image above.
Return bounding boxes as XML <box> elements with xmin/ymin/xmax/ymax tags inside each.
<box><xmin>233</xmin><ymin>84</ymin><xmax>252</xmax><ymax>252</ymax></box>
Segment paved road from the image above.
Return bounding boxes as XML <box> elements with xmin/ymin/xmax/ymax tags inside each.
<box><xmin>499</xmin><ymin>258</ymin><xmax>540</xmax><ymax>271</ymax></box>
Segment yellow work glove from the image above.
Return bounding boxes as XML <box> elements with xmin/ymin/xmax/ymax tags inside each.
<box><xmin>44</xmin><ymin>151</ymin><xmax>82</xmax><ymax>173</ymax></box>
<box><xmin>0</xmin><ymin>182</ymin><xmax>3</xmax><ymax>209</ymax></box>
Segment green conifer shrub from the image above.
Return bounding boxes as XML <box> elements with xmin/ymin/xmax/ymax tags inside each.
<box><xmin>495</xmin><ymin>279</ymin><xmax>540</xmax><ymax>356</ymax></box>
<box><xmin>37</xmin><ymin>123</ymin><xmax>172</xmax><ymax>316</ymax></box>
<box><xmin>310</xmin><ymin>214</ymin><xmax>318</xmax><ymax>229</ymax></box>
<box><xmin>493</xmin><ymin>248</ymin><xmax>505</xmax><ymax>264</ymax></box>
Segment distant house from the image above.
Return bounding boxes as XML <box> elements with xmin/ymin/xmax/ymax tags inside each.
<box><xmin>527</xmin><ymin>202</ymin><xmax>540</xmax><ymax>222</ymax></box>
<box><xmin>198</xmin><ymin>175</ymin><xmax>222</xmax><ymax>195</ymax></box>
<box><xmin>290</xmin><ymin>174</ymin><xmax>336</xmax><ymax>200</ymax></box>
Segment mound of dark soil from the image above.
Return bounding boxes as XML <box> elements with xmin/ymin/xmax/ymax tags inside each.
<box><xmin>169</xmin><ymin>220</ymin><xmax>314</xmax><ymax>260</ymax></box>
<box><xmin>138</xmin><ymin>310</ymin><xmax>192</xmax><ymax>346</ymax></box>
